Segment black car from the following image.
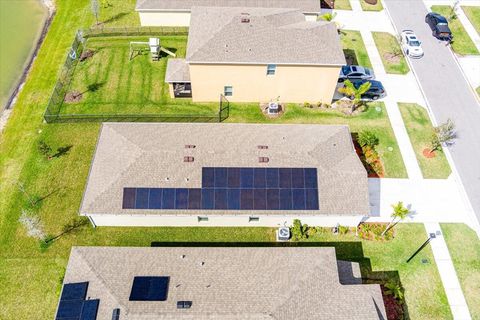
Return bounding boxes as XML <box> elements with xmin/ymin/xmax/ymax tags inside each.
<box><xmin>425</xmin><ymin>12</ymin><xmax>453</xmax><ymax>41</ymax></box>
<box><xmin>338</xmin><ymin>65</ymin><xmax>375</xmax><ymax>83</ymax></box>
<box><xmin>346</xmin><ymin>80</ymin><xmax>386</xmax><ymax>100</ymax></box>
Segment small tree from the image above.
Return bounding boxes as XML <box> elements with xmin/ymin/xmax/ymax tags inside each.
<box><xmin>382</xmin><ymin>202</ymin><xmax>409</xmax><ymax>236</ymax></box>
<box><xmin>38</xmin><ymin>140</ymin><xmax>52</xmax><ymax>160</ymax></box>
<box><xmin>358</xmin><ymin>131</ymin><xmax>379</xmax><ymax>148</ymax></box>
<box><xmin>319</xmin><ymin>12</ymin><xmax>337</xmax><ymax>22</ymax></box>
<box><xmin>338</xmin><ymin>80</ymin><xmax>371</xmax><ymax>113</ymax></box>
<box><xmin>91</xmin><ymin>0</ymin><xmax>100</xmax><ymax>25</ymax></box>
<box><xmin>430</xmin><ymin>119</ymin><xmax>456</xmax><ymax>153</ymax></box>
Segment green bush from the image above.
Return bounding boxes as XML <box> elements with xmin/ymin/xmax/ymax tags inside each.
<box><xmin>291</xmin><ymin>219</ymin><xmax>308</xmax><ymax>241</ymax></box>
<box><xmin>338</xmin><ymin>225</ymin><xmax>350</xmax><ymax>235</ymax></box>
<box><xmin>358</xmin><ymin>130</ymin><xmax>379</xmax><ymax>148</ymax></box>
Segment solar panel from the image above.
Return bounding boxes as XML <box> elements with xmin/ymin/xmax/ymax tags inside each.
<box><xmin>122</xmin><ymin>188</ymin><xmax>136</xmax><ymax>209</ymax></box>
<box><xmin>57</xmin><ymin>300</ymin><xmax>84</xmax><ymax>319</ymax></box>
<box><xmin>129</xmin><ymin>276</ymin><xmax>169</xmax><ymax>301</ymax></box>
<box><xmin>61</xmin><ymin>282</ymin><xmax>88</xmax><ymax>301</ymax></box>
<box><xmin>122</xmin><ymin>167</ymin><xmax>318</xmax><ymax>211</ymax></box>
<box><xmin>80</xmin><ymin>299</ymin><xmax>99</xmax><ymax>320</ymax></box>
<box><xmin>162</xmin><ymin>188</ymin><xmax>175</xmax><ymax>209</ymax></box>
<box><xmin>135</xmin><ymin>188</ymin><xmax>149</xmax><ymax>209</ymax></box>
<box><xmin>148</xmin><ymin>188</ymin><xmax>162</xmax><ymax>209</ymax></box>
<box><xmin>175</xmin><ymin>188</ymin><xmax>189</xmax><ymax>209</ymax></box>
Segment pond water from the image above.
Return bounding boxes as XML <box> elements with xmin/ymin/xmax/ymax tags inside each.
<box><xmin>0</xmin><ymin>0</ymin><xmax>47</xmax><ymax>108</ymax></box>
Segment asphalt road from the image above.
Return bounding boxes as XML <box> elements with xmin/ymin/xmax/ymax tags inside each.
<box><xmin>383</xmin><ymin>0</ymin><xmax>480</xmax><ymax>224</ymax></box>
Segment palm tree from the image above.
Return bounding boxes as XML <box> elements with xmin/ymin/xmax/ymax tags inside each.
<box><xmin>319</xmin><ymin>12</ymin><xmax>337</xmax><ymax>22</ymax></box>
<box><xmin>381</xmin><ymin>201</ymin><xmax>410</xmax><ymax>236</ymax></box>
<box><xmin>338</xmin><ymin>79</ymin><xmax>371</xmax><ymax>114</ymax></box>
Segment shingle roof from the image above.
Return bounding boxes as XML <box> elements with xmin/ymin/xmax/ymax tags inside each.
<box><xmin>165</xmin><ymin>59</ymin><xmax>191</xmax><ymax>82</ymax></box>
<box><xmin>186</xmin><ymin>7</ymin><xmax>346</xmax><ymax>65</ymax></box>
<box><xmin>135</xmin><ymin>0</ymin><xmax>321</xmax><ymax>13</ymax></box>
<box><xmin>61</xmin><ymin>246</ymin><xmax>386</xmax><ymax>319</ymax></box>
<box><xmin>80</xmin><ymin>123</ymin><xmax>369</xmax><ymax>216</ymax></box>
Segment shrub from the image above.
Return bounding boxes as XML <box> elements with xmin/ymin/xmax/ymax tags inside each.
<box><xmin>303</xmin><ymin>102</ymin><xmax>313</xmax><ymax>108</ymax></box>
<box><xmin>291</xmin><ymin>219</ymin><xmax>308</xmax><ymax>241</ymax></box>
<box><xmin>358</xmin><ymin>131</ymin><xmax>379</xmax><ymax>148</ymax></box>
<box><xmin>358</xmin><ymin>223</ymin><xmax>394</xmax><ymax>241</ymax></box>
<box><xmin>338</xmin><ymin>225</ymin><xmax>350</xmax><ymax>235</ymax></box>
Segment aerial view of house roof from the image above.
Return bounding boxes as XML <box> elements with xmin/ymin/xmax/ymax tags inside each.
<box><xmin>135</xmin><ymin>0</ymin><xmax>321</xmax><ymax>13</ymax></box>
<box><xmin>56</xmin><ymin>246</ymin><xmax>386</xmax><ymax>319</ymax></box>
<box><xmin>185</xmin><ymin>7</ymin><xmax>345</xmax><ymax>65</ymax></box>
<box><xmin>80</xmin><ymin>123</ymin><xmax>369</xmax><ymax>217</ymax></box>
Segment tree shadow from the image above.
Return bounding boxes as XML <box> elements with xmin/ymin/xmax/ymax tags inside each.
<box><xmin>102</xmin><ymin>12</ymin><xmax>130</xmax><ymax>24</ymax></box>
<box><xmin>343</xmin><ymin>49</ymin><xmax>359</xmax><ymax>65</ymax></box>
<box><xmin>52</xmin><ymin>145</ymin><xmax>73</xmax><ymax>158</ymax></box>
<box><xmin>150</xmin><ymin>240</ymin><xmax>410</xmax><ymax>319</ymax></box>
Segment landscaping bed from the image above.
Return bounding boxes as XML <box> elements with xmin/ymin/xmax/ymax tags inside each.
<box><xmin>340</xmin><ymin>30</ymin><xmax>373</xmax><ymax>68</ymax></box>
<box><xmin>360</xmin><ymin>0</ymin><xmax>383</xmax><ymax>11</ymax></box>
<box><xmin>334</xmin><ymin>0</ymin><xmax>352</xmax><ymax>10</ymax></box>
<box><xmin>462</xmin><ymin>6</ymin><xmax>480</xmax><ymax>34</ymax></box>
<box><xmin>441</xmin><ymin>223</ymin><xmax>480</xmax><ymax>320</ymax></box>
<box><xmin>372</xmin><ymin>32</ymin><xmax>410</xmax><ymax>74</ymax></box>
<box><xmin>431</xmin><ymin>5</ymin><xmax>479</xmax><ymax>56</ymax></box>
<box><xmin>398</xmin><ymin>103</ymin><xmax>451</xmax><ymax>179</ymax></box>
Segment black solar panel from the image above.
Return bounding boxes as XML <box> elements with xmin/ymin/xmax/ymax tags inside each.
<box><xmin>80</xmin><ymin>299</ymin><xmax>99</xmax><ymax>320</ymax></box>
<box><xmin>129</xmin><ymin>276</ymin><xmax>169</xmax><ymax>301</ymax></box>
<box><xmin>56</xmin><ymin>282</ymin><xmax>98</xmax><ymax>320</ymax></box>
<box><xmin>123</xmin><ymin>167</ymin><xmax>319</xmax><ymax>211</ymax></box>
<box><xmin>61</xmin><ymin>282</ymin><xmax>88</xmax><ymax>301</ymax></box>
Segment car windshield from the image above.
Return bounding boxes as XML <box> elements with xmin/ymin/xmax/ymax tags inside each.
<box><xmin>409</xmin><ymin>40</ymin><xmax>421</xmax><ymax>46</ymax></box>
<box><xmin>342</xmin><ymin>66</ymin><xmax>351</xmax><ymax>75</ymax></box>
<box><xmin>365</xmin><ymin>69</ymin><xmax>371</xmax><ymax>75</ymax></box>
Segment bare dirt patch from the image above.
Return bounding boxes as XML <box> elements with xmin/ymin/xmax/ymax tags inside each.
<box><xmin>384</xmin><ymin>53</ymin><xmax>401</xmax><ymax>64</ymax></box>
<box><xmin>422</xmin><ymin>148</ymin><xmax>436</xmax><ymax>158</ymax></box>
<box><xmin>64</xmin><ymin>91</ymin><xmax>83</xmax><ymax>103</ymax></box>
<box><xmin>80</xmin><ymin>49</ymin><xmax>95</xmax><ymax>62</ymax></box>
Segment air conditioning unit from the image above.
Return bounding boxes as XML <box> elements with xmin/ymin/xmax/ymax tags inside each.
<box><xmin>268</xmin><ymin>102</ymin><xmax>279</xmax><ymax>115</ymax></box>
<box><xmin>277</xmin><ymin>226</ymin><xmax>290</xmax><ymax>241</ymax></box>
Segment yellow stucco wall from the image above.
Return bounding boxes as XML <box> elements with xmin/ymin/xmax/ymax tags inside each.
<box><xmin>188</xmin><ymin>63</ymin><xmax>341</xmax><ymax>103</ymax></box>
<box><xmin>139</xmin><ymin>11</ymin><xmax>191</xmax><ymax>26</ymax></box>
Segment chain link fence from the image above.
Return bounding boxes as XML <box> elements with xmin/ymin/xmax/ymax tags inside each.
<box><xmin>44</xmin><ymin>27</ymin><xmax>228</xmax><ymax>123</ymax></box>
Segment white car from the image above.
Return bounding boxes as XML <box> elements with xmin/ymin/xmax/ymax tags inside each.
<box><xmin>400</xmin><ymin>30</ymin><xmax>424</xmax><ymax>58</ymax></box>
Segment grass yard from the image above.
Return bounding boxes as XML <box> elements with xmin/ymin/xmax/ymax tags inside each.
<box><xmin>462</xmin><ymin>6</ymin><xmax>480</xmax><ymax>34</ymax></box>
<box><xmin>398</xmin><ymin>103</ymin><xmax>451</xmax><ymax>179</ymax></box>
<box><xmin>334</xmin><ymin>0</ymin><xmax>352</xmax><ymax>10</ymax></box>
<box><xmin>441</xmin><ymin>224</ymin><xmax>480</xmax><ymax>319</ymax></box>
<box><xmin>60</xmin><ymin>36</ymin><xmax>218</xmax><ymax>115</ymax></box>
<box><xmin>340</xmin><ymin>30</ymin><xmax>373</xmax><ymax>68</ymax></box>
<box><xmin>372</xmin><ymin>32</ymin><xmax>410</xmax><ymax>74</ymax></box>
<box><xmin>360</xmin><ymin>0</ymin><xmax>383</xmax><ymax>11</ymax></box>
<box><xmin>431</xmin><ymin>5</ymin><xmax>479</xmax><ymax>56</ymax></box>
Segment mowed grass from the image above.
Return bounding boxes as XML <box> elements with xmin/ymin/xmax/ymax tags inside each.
<box><xmin>398</xmin><ymin>103</ymin><xmax>451</xmax><ymax>179</ymax></box>
<box><xmin>341</xmin><ymin>30</ymin><xmax>373</xmax><ymax>68</ymax></box>
<box><xmin>360</xmin><ymin>0</ymin><xmax>383</xmax><ymax>11</ymax></box>
<box><xmin>227</xmin><ymin>102</ymin><xmax>407</xmax><ymax>178</ymax></box>
<box><xmin>61</xmin><ymin>36</ymin><xmax>218</xmax><ymax>115</ymax></box>
<box><xmin>372</xmin><ymin>32</ymin><xmax>410</xmax><ymax>74</ymax></box>
<box><xmin>431</xmin><ymin>6</ymin><xmax>479</xmax><ymax>56</ymax></box>
<box><xmin>334</xmin><ymin>0</ymin><xmax>352</xmax><ymax>10</ymax></box>
<box><xmin>462</xmin><ymin>6</ymin><xmax>480</xmax><ymax>34</ymax></box>
<box><xmin>441</xmin><ymin>224</ymin><xmax>480</xmax><ymax>319</ymax></box>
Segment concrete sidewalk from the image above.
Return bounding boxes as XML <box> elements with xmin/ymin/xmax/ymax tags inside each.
<box><xmin>424</xmin><ymin>223</ymin><xmax>472</xmax><ymax>320</ymax></box>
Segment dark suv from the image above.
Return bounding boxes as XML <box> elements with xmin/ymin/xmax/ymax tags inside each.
<box><xmin>425</xmin><ymin>12</ymin><xmax>453</xmax><ymax>41</ymax></box>
<box><xmin>348</xmin><ymin>80</ymin><xmax>386</xmax><ymax>100</ymax></box>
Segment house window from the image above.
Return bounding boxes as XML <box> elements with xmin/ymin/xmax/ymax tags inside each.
<box><xmin>198</xmin><ymin>216</ymin><xmax>209</xmax><ymax>222</ymax></box>
<box><xmin>224</xmin><ymin>86</ymin><xmax>233</xmax><ymax>96</ymax></box>
<box><xmin>249</xmin><ymin>216</ymin><xmax>260</xmax><ymax>222</ymax></box>
<box><xmin>267</xmin><ymin>64</ymin><xmax>276</xmax><ymax>75</ymax></box>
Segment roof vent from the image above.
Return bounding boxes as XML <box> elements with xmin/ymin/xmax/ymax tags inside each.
<box><xmin>185</xmin><ymin>144</ymin><xmax>196</xmax><ymax>149</ymax></box>
<box><xmin>184</xmin><ymin>156</ymin><xmax>194</xmax><ymax>163</ymax></box>
<box><xmin>177</xmin><ymin>301</ymin><xmax>192</xmax><ymax>309</ymax></box>
<box><xmin>200</xmin><ymin>261</ymin><xmax>205</xmax><ymax>266</ymax></box>
<box><xmin>257</xmin><ymin>145</ymin><xmax>268</xmax><ymax>150</ymax></box>
<box><xmin>259</xmin><ymin>157</ymin><xmax>269</xmax><ymax>163</ymax></box>
<box><xmin>241</xmin><ymin>13</ymin><xmax>250</xmax><ymax>23</ymax></box>
<box><xmin>112</xmin><ymin>308</ymin><xmax>120</xmax><ymax>320</ymax></box>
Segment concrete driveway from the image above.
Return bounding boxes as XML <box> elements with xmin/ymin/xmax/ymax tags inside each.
<box><xmin>383</xmin><ymin>0</ymin><xmax>480</xmax><ymax>227</ymax></box>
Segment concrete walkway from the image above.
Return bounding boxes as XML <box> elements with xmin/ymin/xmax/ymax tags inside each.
<box><xmin>424</xmin><ymin>223</ymin><xmax>472</xmax><ymax>320</ymax></box>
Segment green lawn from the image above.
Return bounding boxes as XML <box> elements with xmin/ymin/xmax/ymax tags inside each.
<box><xmin>462</xmin><ymin>6</ymin><xmax>480</xmax><ymax>34</ymax></box>
<box><xmin>360</xmin><ymin>0</ymin><xmax>383</xmax><ymax>11</ymax></box>
<box><xmin>398</xmin><ymin>103</ymin><xmax>451</xmax><ymax>179</ymax></box>
<box><xmin>372</xmin><ymin>32</ymin><xmax>410</xmax><ymax>74</ymax></box>
<box><xmin>60</xmin><ymin>36</ymin><xmax>218</xmax><ymax>115</ymax></box>
<box><xmin>340</xmin><ymin>30</ymin><xmax>373</xmax><ymax>68</ymax></box>
<box><xmin>334</xmin><ymin>0</ymin><xmax>352</xmax><ymax>10</ymax></box>
<box><xmin>441</xmin><ymin>224</ymin><xmax>480</xmax><ymax>319</ymax></box>
<box><xmin>431</xmin><ymin>5</ymin><xmax>479</xmax><ymax>56</ymax></box>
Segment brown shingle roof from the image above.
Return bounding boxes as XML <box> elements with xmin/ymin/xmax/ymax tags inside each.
<box><xmin>135</xmin><ymin>0</ymin><xmax>321</xmax><ymax>12</ymax></box>
<box><xmin>165</xmin><ymin>59</ymin><xmax>191</xmax><ymax>82</ymax></box>
<box><xmin>80</xmin><ymin>123</ymin><xmax>369</xmax><ymax>217</ymax></box>
<box><xmin>61</xmin><ymin>246</ymin><xmax>386</xmax><ymax>319</ymax></box>
<box><xmin>186</xmin><ymin>7</ymin><xmax>346</xmax><ymax>65</ymax></box>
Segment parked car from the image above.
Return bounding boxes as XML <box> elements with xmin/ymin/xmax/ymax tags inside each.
<box><xmin>400</xmin><ymin>30</ymin><xmax>424</xmax><ymax>58</ymax></box>
<box><xmin>425</xmin><ymin>12</ymin><xmax>453</xmax><ymax>41</ymax></box>
<box><xmin>338</xmin><ymin>65</ymin><xmax>375</xmax><ymax>83</ymax></box>
<box><xmin>344</xmin><ymin>80</ymin><xmax>386</xmax><ymax>100</ymax></box>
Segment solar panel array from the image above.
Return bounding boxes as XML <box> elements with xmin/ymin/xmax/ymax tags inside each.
<box><xmin>55</xmin><ymin>282</ymin><xmax>99</xmax><ymax>320</ymax></box>
<box><xmin>129</xmin><ymin>276</ymin><xmax>170</xmax><ymax>301</ymax></box>
<box><xmin>123</xmin><ymin>167</ymin><xmax>319</xmax><ymax>211</ymax></box>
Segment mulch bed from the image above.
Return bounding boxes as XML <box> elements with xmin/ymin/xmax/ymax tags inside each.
<box><xmin>422</xmin><ymin>148</ymin><xmax>436</xmax><ymax>158</ymax></box>
<box><xmin>64</xmin><ymin>91</ymin><xmax>83</xmax><ymax>103</ymax></box>
<box><xmin>353</xmin><ymin>139</ymin><xmax>385</xmax><ymax>178</ymax></box>
<box><xmin>365</xmin><ymin>0</ymin><xmax>379</xmax><ymax>4</ymax></box>
<box><xmin>381</xmin><ymin>285</ymin><xmax>404</xmax><ymax>320</ymax></box>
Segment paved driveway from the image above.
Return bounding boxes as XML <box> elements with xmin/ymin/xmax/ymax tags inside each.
<box><xmin>384</xmin><ymin>0</ymin><xmax>480</xmax><ymax>226</ymax></box>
